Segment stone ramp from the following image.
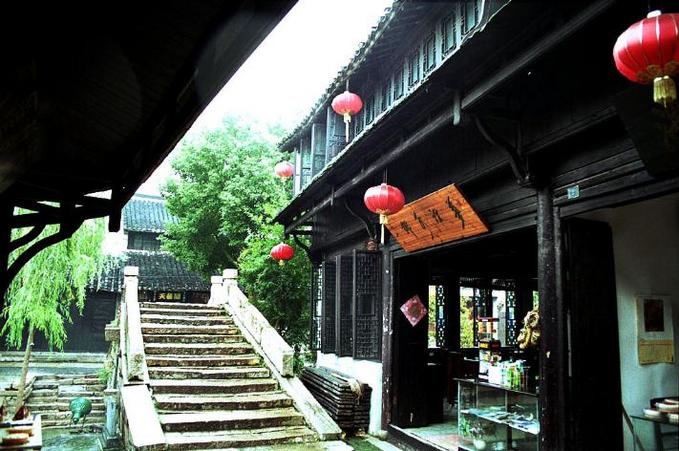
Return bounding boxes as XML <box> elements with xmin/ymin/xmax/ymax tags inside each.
<box><xmin>141</xmin><ymin>302</ymin><xmax>318</xmax><ymax>449</ymax></box>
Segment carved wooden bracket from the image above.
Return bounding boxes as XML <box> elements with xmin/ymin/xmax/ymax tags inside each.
<box><xmin>474</xmin><ymin>116</ymin><xmax>534</xmax><ymax>187</ymax></box>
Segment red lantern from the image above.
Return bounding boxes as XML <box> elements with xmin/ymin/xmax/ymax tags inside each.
<box><xmin>364</xmin><ymin>183</ymin><xmax>406</xmax><ymax>244</ymax></box>
<box><xmin>331</xmin><ymin>90</ymin><xmax>363</xmax><ymax>142</ymax></box>
<box><xmin>270</xmin><ymin>243</ymin><xmax>294</xmax><ymax>266</ymax></box>
<box><xmin>274</xmin><ymin>161</ymin><xmax>294</xmax><ymax>178</ymax></box>
<box><xmin>613</xmin><ymin>11</ymin><xmax>679</xmax><ymax>107</ymax></box>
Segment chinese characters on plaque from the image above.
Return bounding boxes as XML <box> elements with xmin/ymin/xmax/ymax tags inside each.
<box><xmin>385</xmin><ymin>184</ymin><xmax>488</xmax><ymax>252</ymax></box>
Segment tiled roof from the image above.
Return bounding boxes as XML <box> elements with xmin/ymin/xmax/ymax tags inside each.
<box><xmin>91</xmin><ymin>251</ymin><xmax>210</xmax><ymax>293</ymax></box>
<box><xmin>122</xmin><ymin>195</ymin><xmax>177</xmax><ymax>233</ymax></box>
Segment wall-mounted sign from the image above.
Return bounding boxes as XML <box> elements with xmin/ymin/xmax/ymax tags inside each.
<box><xmin>385</xmin><ymin>183</ymin><xmax>488</xmax><ymax>252</ymax></box>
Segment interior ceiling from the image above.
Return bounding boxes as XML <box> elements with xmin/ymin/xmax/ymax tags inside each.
<box><xmin>0</xmin><ymin>0</ymin><xmax>295</xmax><ymax>205</ymax></box>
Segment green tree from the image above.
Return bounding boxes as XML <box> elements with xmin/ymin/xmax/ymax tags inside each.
<box><xmin>162</xmin><ymin>118</ymin><xmax>288</xmax><ymax>275</ymax></box>
<box><xmin>162</xmin><ymin>117</ymin><xmax>310</xmax><ymax>348</ymax></box>
<box><xmin>2</xmin><ymin>217</ymin><xmax>107</xmax><ymax>411</ymax></box>
<box><xmin>238</xmin><ymin>224</ymin><xmax>310</xmax><ymax>347</ymax></box>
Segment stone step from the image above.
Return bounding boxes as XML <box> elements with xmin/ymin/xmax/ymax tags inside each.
<box><xmin>149</xmin><ymin>367</ymin><xmax>269</xmax><ymax>380</ymax></box>
<box><xmin>142</xmin><ymin>324</ymin><xmax>240</xmax><ymax>335</ymax></box>
<box><xmin>155</xmin><ymin>391</ymin><xmax>293</xmax><ymax>411</ymax></box>
<box><xmin>150</xmin><ymin>379</ymin><xmax>278</xmax><ymax>395</ymax></box>
<box><xmin>159</xmin><ymin>408</ymin><xmax>305</xmax><ymax>433</ymax></box>
<box><xmin>146</xmin><ymin>354</ymin><xmax>261</xmax><ymax>368</ymax></box>
<box><xmin>140</xmin><ymin>314</ymin><xmax>233</xmax><ymax>326</ymax></box>
<box><xmin>145</xmin><ymin>343</ymin><xmax>253</xmax><ymax>356</ymax></box>
<box><xmin>140</xmin><ymin>302</ymin><xmax>221</xmax><ymax>311</ymax></box>
<box><xmin>26</xmin><ymin>401</ymin><xmax>105</xmax><ymax>412</ymax></box>
<box><xmin>57</xmin><ymin>401</ymin><xmax>105</xmax><ymax>411</ymax></box>
<box><xmin>164</xmin><ymin>426</ymin><xmax>317</xmax><ymax>450</ymax></box>
<box><xmin>29</xmin><ymin>389</ymin><xmax>58</xmax><ymax>398</ymax></box>
<box><xmin>143</xmin><ymin>333</ymin><xmax>243</xmax><ymax>344</ymax></box>
<box><xmin>140</xmin><ymin>307</ymin><xmax>226</xmax><ymax>317</ymax></box>
<box><xmin>41</xmin><ymin>415</ymin><xmax>106</xmax><ymax>428</ymax></box>
<box><xmin>41</xmin><ymin>410</ymin><xmax>106</xmax><ymax>421</ymax></box>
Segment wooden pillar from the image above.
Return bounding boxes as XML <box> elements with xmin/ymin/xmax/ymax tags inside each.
<box><xmin>536</xmin><ymin>186</ymin><xmax>568</xmax><ymax>450</ymax></box>
<box><xmin>380</xmin><ymin>247</ymin><xmax>393</xmax><ymax>430</ymax></box>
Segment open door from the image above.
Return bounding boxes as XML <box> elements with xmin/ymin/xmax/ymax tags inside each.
<box><xmin>564</xmin><ymin>218</ymin><xmax>622</xmax><ymax>450</ymax></box>
<box><xmin>391</xmin><ymin>255</ymin><xmax>429</xmax><ymax>427</ymax></box>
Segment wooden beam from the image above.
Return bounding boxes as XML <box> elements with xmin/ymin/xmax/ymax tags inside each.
<box><xmin>284</xmin><ymin>109</ymin><xmax>454</xmax><ymax>234</ymax></box>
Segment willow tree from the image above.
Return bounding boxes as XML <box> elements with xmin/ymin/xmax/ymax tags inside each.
<box><xmin>2</xmin><ymin>217</ymin><xmax>107</xmax><ymax>412</ymax></box>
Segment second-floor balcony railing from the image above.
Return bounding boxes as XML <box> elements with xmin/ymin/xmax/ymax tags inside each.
<box><xmin>289</xmin><ymin>0</ymin><xmax>485</xmax><ymax>197</ymax></box>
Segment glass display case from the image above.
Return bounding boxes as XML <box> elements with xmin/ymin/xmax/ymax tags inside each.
<box><xmin>457</xmin><ymin>378</ymin><xmax>539</xmax><ymax>451</ymax></box>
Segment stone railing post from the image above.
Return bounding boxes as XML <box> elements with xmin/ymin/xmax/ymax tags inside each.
<box><xmin>223</xmin><ymin>268</ymin><xmax>239</xmax><ymax>306</ymax></box>
<box><xmin>207</xmin><ymin>275</ymin><xmax>225</xmax><ymax>306</ymax></box>
<box><xmin>123</xmin><ymin>266</ymin><xmax>145</xmax><ymax>382</ymax></box>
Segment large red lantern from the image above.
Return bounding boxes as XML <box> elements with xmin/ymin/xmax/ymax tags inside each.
<box><xmin>270</xmin><ymin>243</ymin><xmax>294</xmax><ymax>266</ymax></box>
<box><xmin>613</xmin><ymin>11</ymin><xmax>679</xmax><ymax>107</ymax></box>
<box><xmin>331</xmin><ymin>90</ymin><xmax>363</xmax><ymax>142</ymax></box>
<box><xmin>364</xmin><ymin>183</ymin><xmax>406</xmax><ymax>244</ymax></box>
<box><xmin>274</xmin><ymin>161</ymin><xmax>294</xmax><ymax>178</ymax></box>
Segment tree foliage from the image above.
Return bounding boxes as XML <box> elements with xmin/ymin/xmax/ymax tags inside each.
<box><xmin>162</xmin><ymin>117</ymin><xmax>310</xmax><ymax>347</ymax></box>
<box><xmin>162</xmin><ymin>118</ymin><xmax>289</xmax><ymax>275</ymax></box>
<box><xmin>2</xmin><ymin>218</ymin><xmax>107</xmax><ymax>350</ymax></box>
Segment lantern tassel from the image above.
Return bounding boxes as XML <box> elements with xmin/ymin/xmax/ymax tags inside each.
<box><xmin>279</xmin><ymin>260</ymin><xmax>284</xmax><ymax>267</ymax></box>
<box><xmin>343</xmin><ymin>112</ymin><xmax>351</xmax><ymax>142</ymax></box>
<box><xmin>653</xmin><ymin>76</ymin><xmax>677</xmax><ymax>107</ymax></box>
<box><xmin>379</xmin><ymin>213</ymin><xmax>388</xmax><ymax>245</ymax></box>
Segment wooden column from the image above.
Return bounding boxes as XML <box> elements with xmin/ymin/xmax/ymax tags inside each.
<box><xmin>536</xmin><ymin>186</ymin><xmax>568</xmax><ymax>450</ymax></box>
<box><xmin>380</xmin><ymin>248</ymin><xmax>393</xmax><ymax>430</ymax></box>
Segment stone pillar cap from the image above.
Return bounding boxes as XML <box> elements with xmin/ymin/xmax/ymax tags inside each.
<box><xmin>223</xmin><ymin>268</ymin><xmax>238</xmax><ymax>279</ymax></box>
<box><xmin>124</xmin><ymin>266</ymin><xmax>139</xmax><ymax>276</ymax></box>
<box><xmin>211</xmin><ymin>275</ymin><xmax>224</xmax><ymax>284</ymax></box>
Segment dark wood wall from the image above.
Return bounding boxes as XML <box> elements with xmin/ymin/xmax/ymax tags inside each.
<box><xmin>33</xmin><ymin>291</ymin><xmax>117</xmax><ymax>353</ymax></box>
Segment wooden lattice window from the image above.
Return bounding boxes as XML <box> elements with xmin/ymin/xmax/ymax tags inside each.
<box><xmin>300</xmin><ymin>135</ymin><xmax>312</xmax><ymax>188</ymax></box>
<box><xmin>321</xmin><ymin>261</ymin><xmax>337</xmax><ymax>353</ymax></box>
<box><xmin>462</xmin><ymin>0</ymin><xmax>480</xmax><ymax>36</ymax></box>
<box><xmin>128</xmin><ymin>232</ymin><xmax>161</xmax><ymax>251</ymax></box>
<box><xmin>354</xmin><ymin>109</ymin><xmax>364</xmax><ymax>136</ymax></box>
<box><xmin>381</xmin><ymin>80</ymin><xmax>391</xmax><ymax>112</ymax></box>
<box><xmin>353</xmin><ymin>251</ymin><xmax>382</xmax><ymax>360</ymax></box>
<box><xmin>365</xmin><ymin>95</ymin><xmax>375</xmax><ymax>125</ymax></box>
<box><xmin>311</xmin><ymin>123</ymin><xmax>326</xmax><ymax>177</ymax></box>
<box><xmin>442</xmin><ymin>12</ymin><xmax>457</xmax><ymax>55</ymax></box>
<box><xmin>435</xmin><ymin>285</ymin><xmax>447</xmax><ymax>348</ymax></box>
<box><xmin>336</xmin><ymin>255</ymin><xmax>354</xmax><ymax>357</ymax></box>
<box><xmin>393</xmin><ymin>67</ymin><xmax>404</xmax><ymax>100</ymax></box>
<box><xmin>408</xmin><ymin>50</ymin><xmax>420</xmax><ymax>87</ymax></box>
<box><xmin>311</xmin><ymin>264</ymin><xmax>323</xmax><ymax>350</ymax></box>
<box><xmin>423</xmin><ymin>32</ymin><xmax>436</xmax><ymax>73</ymax></box>
<box><xmin>325</xmin><ymin>106</ymin><xmax>345</xmax><ymax>162</ymax></box>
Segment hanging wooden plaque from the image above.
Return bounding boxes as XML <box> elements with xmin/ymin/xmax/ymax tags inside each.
<box><xmin>385</xmin><ymin>183</ymin><xmax>488</xmax><ymax>252</ymax></box>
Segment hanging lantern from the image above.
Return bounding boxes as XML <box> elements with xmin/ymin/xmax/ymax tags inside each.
<box><xmin>613</xmin><ymin>11</ymin><xmax>679</xmax><ymax>107</ymax></box>
<box><xmin>274</xmin><ymin>161</ymin><xmax>294</xmax><ymax>178</ymax></box>
<box><xmin>331</xmin><ymin>90</ymin><xmax>363</xmax><ymax>142</ymax></box>
<box><xmin>364</xmin><ymin>183</ymin><xmax>406</xmax><ymax>245</ymax></box>
<box><xmin>270</xmin><ymin>243</ymin><xmax>294</xmax><ymax>266</ymax></box>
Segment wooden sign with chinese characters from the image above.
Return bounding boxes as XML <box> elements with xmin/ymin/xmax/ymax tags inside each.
<box><xmin>385</xmin><ymin>184</ymin><xmax>488</xmax><ymax>252</ymax></box>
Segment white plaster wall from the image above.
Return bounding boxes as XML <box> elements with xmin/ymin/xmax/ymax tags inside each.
<box><xmin>581</xmin><ymin>194</ymin><xmax>679</xmax><ymax>450</ymax></box>
<box><xmin>316</xmin><ymin>352</ymin><xmax>384</xmax><ymax>435</ymax></box>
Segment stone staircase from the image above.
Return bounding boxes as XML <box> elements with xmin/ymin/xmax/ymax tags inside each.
<box><xmin>26</xmin><ymin>374</ymin><xmax>105</xmax><ymax>428</ymax></box>
<box><xmin>141</xmin><ymin>302</ymin><xmax>318</xmax><ymax>450</ymax></box>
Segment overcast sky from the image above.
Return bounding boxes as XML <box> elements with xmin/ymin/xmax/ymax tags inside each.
<box><xmin>139</xmin><ymin>0</ymin><xmax>393</xmax><ymax>195</ymax></box>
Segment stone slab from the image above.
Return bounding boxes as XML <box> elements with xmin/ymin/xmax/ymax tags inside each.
<box><xmin>121</xmin><ymin>384</ymin><xmax>166</xmax><ymax>449</ymax></box>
